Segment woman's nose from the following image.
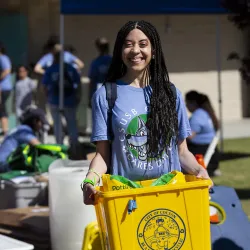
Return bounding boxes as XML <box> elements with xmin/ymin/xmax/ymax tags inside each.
<box><xmin>131</xmin><ymin>44</ymin><xmax>140</xmax><ymax>54</ymax></box>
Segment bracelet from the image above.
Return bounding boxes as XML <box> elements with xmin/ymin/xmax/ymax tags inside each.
<box><xmin>80</xmin><ymin>178</ymin><xmax>95</xmax><ymax>191</ymax></box>
<box><xmin>88</xmin><ymin>169</ymin><xmax>102</xmax><ymax>183</ymax></box>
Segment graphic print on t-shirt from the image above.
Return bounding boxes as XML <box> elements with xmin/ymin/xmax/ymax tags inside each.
<box><xmin>118</xmin><ymin>108</ymin><xmax>171</xmax><ymax>172</ymax></box>
<box><xmin>126</xmin><ymin>114</ymin><xmax>148</xmax><ymax>161</ymax></box>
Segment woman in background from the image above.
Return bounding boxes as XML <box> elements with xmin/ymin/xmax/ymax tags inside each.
<box><xmin>0</xmin><ymin>106</ymin><xmax>48</xmax><ymax>173</ymax></box>
<box><xmin>0</xmin><ymin>42</ymin><xmax>12</xmax><ymax>136</ymax></box>
<box><xmin>185</xmin><ymin>90</ymin><xmax>220</xmax><ymax>176</ymax></box>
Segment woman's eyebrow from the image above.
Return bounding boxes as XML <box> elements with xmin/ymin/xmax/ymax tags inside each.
<box><xmin>124</xmin><ymin>39</ymin><xmax>148</xmax><ymax>42</ymax></box>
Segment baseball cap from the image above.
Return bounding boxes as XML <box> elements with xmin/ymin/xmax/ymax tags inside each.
<box><xmin>21</xmin><ymin>106</ymin><xmax>49</xmax><ymax>127</ymax></box>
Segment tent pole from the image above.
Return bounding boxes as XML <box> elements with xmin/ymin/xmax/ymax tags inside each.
<box><xmin>216</xmin><ymin>15</ymin><xmax>223</xmax><ymax>152</ymax></box>
<box><xmin>59</xmin><ymin>14</ymin><xmax>65</xmax><ymax>143</ymax></box>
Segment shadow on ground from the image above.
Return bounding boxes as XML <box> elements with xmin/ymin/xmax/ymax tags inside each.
<box><xmin>219</xmin><ymin>152</ymin><xmax>250</xmax><ymax>161</ymax></box>
<box><xmin>213</xmin><ymin>238</ymin><xmax>244</xmax><ymax>250</ymax></box>
<box><xmin>234</xmin><ymin>189</ymin><xmax>250</xmax><ymax>200</ymax></box>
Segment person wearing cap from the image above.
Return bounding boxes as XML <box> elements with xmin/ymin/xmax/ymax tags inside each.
<box><xmin>0</xmin><ymin>106</ymin><xmax>48</xmax><ymax>173</ymax></box>
<box><xmin>34</xmin><ymin>37</ymin><xmax>84</xmax><ymax>75</ymax></box>
<box><xmin>88</xmin><ymin>37</ymin><xmax>112</xmax><ymax>107</ymax></box>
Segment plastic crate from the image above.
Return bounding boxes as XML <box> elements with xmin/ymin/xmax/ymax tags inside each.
<box><xmin>0</xmin><ymin>180</ymin><xmax>47</xmax><ymax>209</ymax></box>
<box><xmin>82</xmin><ymin>221</ymin><xmax>102</xmax><ymax>250</ymax></box>
<box><xmin>95</xmin><ymin>175</ymin><xmax>212</xmax><ymax>250</ymax></box>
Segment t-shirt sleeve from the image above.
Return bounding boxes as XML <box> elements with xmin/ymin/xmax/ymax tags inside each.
<box><xmin>189</xmin><ymin>111</ymin><xmax>203</xmax><ymax>133</ymax></box>
<box><xmin>91</xmin><ymin>86</ymin><xmax>111</xmax><ymax>142</ymax></box>
<box><xmin>1</xmin><ymin>56</ymin><xmax>11</xmax><ymax>70</ymax></box>
<box><xmin>18</xmin><ymin>131</ymin><xmax>37</xmax><ymax>144</ymax></box>
<box><xmin>65</xmin><ymin>51</ymin><xmax>77</xmax><ymax>64</ymax></box>
<box><xmin>37</xmin><ymin>54</ymin><xmax>50</xmax><ymax>68</ymax></box>
<box><xmin>176</xmin><ymin>88</ymin><xmax>192</xmax><ymax>141</ymax></box>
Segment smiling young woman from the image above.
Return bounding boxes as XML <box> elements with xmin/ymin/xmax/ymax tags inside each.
<box><xmin>82</xmin><ymin>20</ymin><xmax>212</xmax><ymax>205</ymax></box>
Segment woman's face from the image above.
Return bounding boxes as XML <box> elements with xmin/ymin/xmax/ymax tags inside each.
<box><xmin>186</xmin><ymin>99</ymin><xmax>197</xmax><ymax>113</ymax></box>
<box><xmin>122</xmin><ymin>29</ymin><xmax>152</xmax><ymax>74</ymax></box>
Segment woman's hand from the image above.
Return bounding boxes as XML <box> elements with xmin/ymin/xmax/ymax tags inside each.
<box><xmin>83</xmin><ymin>183</ymin><xmax>97</xmax><ymax>205</ymax></box>
<box><xmin>196</xmin><ymin>166</ymin><xmax>214</xmax><ymax>188</ymax></box>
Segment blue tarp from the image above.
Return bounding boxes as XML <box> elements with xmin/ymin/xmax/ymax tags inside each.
<box><xmin>61</xmin><ymin>0</ymin><xmax>227</xmax><ymax>15</ymax></box>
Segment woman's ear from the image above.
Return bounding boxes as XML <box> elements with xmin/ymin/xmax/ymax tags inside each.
<box><xmin>152</xmin><ymin>50</ymin><xmax>155</xmax><ymax>59</ymax></box>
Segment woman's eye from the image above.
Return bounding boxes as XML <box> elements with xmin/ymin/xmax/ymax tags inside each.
<box><xmin>125</xmin><ymin>43</ymin><xmax>132</xmax><ymax>47</ymax></box>
<box><xmin>140</xmin><ymin>43</ymin><xmax>147</xmax><ymax>47</ymax></box>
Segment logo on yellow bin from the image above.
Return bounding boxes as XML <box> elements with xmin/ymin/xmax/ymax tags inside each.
<box><xmin>137</xmin><ymin>209</ymin><xmax>186</xmax><ymax>250</ymax></box>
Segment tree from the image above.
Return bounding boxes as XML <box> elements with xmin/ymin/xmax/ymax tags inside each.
<box><xmin>221</xmin><ymin>0</ymin><xmax>250</xmax><ymax>82</ymax></box>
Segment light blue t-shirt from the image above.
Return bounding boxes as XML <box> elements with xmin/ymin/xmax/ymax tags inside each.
<box><xmin>37</xmin><ymin>51</ymin><xmax>77</xmax><ymax>69</ymax></box>
<box><xmin>91</xmin><ymin>80</ymin><xmax>191</xmax><ymax>181</ymax></box>
<box><xmin>189</xmin><ymin>108</ymin><xmax>215</xmax><ymax>145</ymax></box>
<box><xmin>0</xmin><ymin>125</ymin><xmax>36</xmax><ymax>164</ymax></box>
<box><xmin>0</xmin><ymin>54</ymin><xmax>12</xmax><ymax>91</ymax></box>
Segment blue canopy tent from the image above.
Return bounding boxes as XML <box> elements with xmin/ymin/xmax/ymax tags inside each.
<box><xmin>59</xmin><ymin>0</ymin><xmax>227</xmax><ymax>150</ymax></box>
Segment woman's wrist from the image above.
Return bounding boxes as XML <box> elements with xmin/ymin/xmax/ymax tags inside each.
<box><xmin>85</xmin><ymin>172</ymin><xmax>100</xmax><ymax>184</ymax></box>
<box><xmin>81</xmin><ymin>178</ymin><xmax>95</xmax><ymax>191</ymax></box>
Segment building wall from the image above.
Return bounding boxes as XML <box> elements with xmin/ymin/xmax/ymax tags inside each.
<box><xmin>63</xmin><ymin>14</ymin><xmax>244</xmax><ymax>121</ymax></box>
<box><xmin>1</xmin><ymin>0</ymin><xmax>245</xmax><ymax>121</ymax></box>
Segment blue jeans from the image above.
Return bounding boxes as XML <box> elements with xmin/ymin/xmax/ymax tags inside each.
<box><xmin>50</xmin><ymin>105</ymin><xmax>78</xmax><ymax>145</ymax></box>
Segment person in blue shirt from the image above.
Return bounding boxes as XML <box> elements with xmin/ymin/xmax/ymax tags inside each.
<box><xmin>82</xmin><ymin>20</ymin><xmax>212</xmax><ymax>205</ymax></box>
<box><xmin>34</xmin><ymin>41</ymin><xmax>84</xmax><ymax>75</ymax></box>
<box><xmin>0</xmin><ymin>42</ymin><xmax>12</xmax><ymax>136</ymax></box>
<box><xmin>185</xmin><ymin>90</ymin><xmax>220</xmax><ymax>176</ymax></box>
<box><xmin>0</xmin><ymin>106</ymin><xmax>49</xmax><ymax>173</ymax></box>
<box><xmin>42</xmin><ymin>48</ymin><xmax>80</xmax><ymax>147</ymax></box>
<box><xmin>88</xmin><ymin>37</ymin><xmax>112</xmax><ymax>107</ymax></box>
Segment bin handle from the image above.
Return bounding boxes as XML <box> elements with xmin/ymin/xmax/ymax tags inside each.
<box><xmin>128</xmin><ymin>200</ymin><xmax>137</xmax><ymax>214</ymax></box>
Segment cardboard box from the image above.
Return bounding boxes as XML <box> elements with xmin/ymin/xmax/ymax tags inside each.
<box><xmin>0</xmin><ymin>206</ymin><xmax>49</xmax><ymax>227</ymax></box>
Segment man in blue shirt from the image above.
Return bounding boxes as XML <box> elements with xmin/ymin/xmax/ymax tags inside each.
<box><xmin>88</xmin><ymin>37</ymin><xmax>112</xmax><ymax>107</ymax></box>
<box><xmin>34</xmin><ymin>43</ymin><xmax>84</xmax><ymax>75</ymax></box>
<box><xmin>0</xmin><ymin>106</ymin><xmax>49</xmax><ymax>173</ymax></box>
<box><xmin>0</xmin><ymin>42</ymin><xmax>12</xmax><ymax>136</ymax></box>
<box><xmin>42</xmin><ymin>49</ymin><xmax>80</xmax><ymax>147</ymax></box>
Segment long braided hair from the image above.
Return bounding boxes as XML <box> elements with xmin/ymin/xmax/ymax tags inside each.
<box><xmin>105</xmin><ymin>20</ymin><xmax>178</xmax><ymax>157</ymax></box>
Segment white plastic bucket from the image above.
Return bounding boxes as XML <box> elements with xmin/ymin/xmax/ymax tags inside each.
<box><xmin>49</xmin><ymin>159</ymin><xmax>96</xmax><ymax>250</ymax></box>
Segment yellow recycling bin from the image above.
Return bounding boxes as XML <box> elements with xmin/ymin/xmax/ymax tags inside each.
<box><xmin>95</xmin><ymin>175</ymin><xmax>212</xmax><ymax>250</ymax></box>
<box><xmin>82</xmin><ymin>221</ymin><xmax>102</xmax><ymax>250</ymax></box>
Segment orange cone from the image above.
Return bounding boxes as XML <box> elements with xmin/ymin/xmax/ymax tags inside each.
<box><xmin>210</xmin><ymin>206</ymin><xmax>220</xmax><ymax>223</ymax></box>
<box><xmin>195</xmin><ymin>154</ymin><xmax>206</xmax><ymax>169</ymax></box>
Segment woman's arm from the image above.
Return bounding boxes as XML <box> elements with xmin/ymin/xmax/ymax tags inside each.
<box><xmin>85</xmin><ymin>141</ymin><xmax>110</xmax><ymax>181</ymax></box>
<box><xmin>187</xmin><ymin>131</ymin><xmax>196</xmax><ymax>140</ymax></box>
<box><xmin>34</xmin><ymin>64</ymin><xmax>45</xmax><ymax>75</ymax></box>
<box><xmin>178</xmin><ymin>139</ymin><xmax>212</xmax><ymax>182</ymax></box>
<box><xmin>83</xmin><ymin>140</ymin><xmax>110</xmax><ymax>205</ymax></box>
<box><xmin>29</xmin><ymin>138</ymin><xmax>41</xmax><ymax>146</ymax></box>
<box><xmin>74</xmin><ymin>58</ymin><xmax>84</xmax><ymax>69</ymax></box>
<box><xmin>0</xmin><ymin>69</ymin><xmax>11</xmax><ymax>80</ymax></box>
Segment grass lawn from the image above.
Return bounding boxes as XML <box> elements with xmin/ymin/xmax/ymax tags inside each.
<box><xmin>212</xmin><ymin>137</ymin><xmax>250</xmax><ymax>216</ymax></box>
